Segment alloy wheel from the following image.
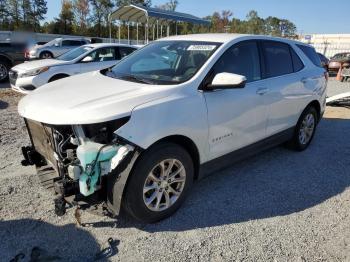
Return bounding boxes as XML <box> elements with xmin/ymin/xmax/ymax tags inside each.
<box><xmin>0</xmin><ymin>64</ymin><xmax>8</xmax><ymax>80</ymax></box>
<box><xmin>143</xmin><ymin>159</ymin><xmax>186</xmax><ymax>212</ymax></box>
<box><xmin>298</xmin><ymin>113</ymin><xmax>315</xmax><ymax>145</ymax></box>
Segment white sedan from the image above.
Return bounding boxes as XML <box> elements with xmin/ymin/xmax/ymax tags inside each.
<box><xmin>10</xmin><ymin>43</ymin><xmax>137</xmax><ymax>94</ymax></box>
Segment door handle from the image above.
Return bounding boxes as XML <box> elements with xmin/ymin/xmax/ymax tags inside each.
<box><xmin>256</xmin><ymin>88</ymin><xmax>269</xmax><ymax>95</ymax></box>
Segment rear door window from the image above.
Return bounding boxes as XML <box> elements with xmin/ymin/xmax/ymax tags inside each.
<box><xmin>62</xmin><ymin>40</ymin><xmax>84</xmax><ymax>47</ymax></box>
<box><xmin>261</xmin><ymin>41</ymin><xmax>294</xmax><ymax>78</ymax></box>
<box><xmin>297</xmin><ymin>44</ymin><xmax>322</xmax><ymax>67</ymax></box>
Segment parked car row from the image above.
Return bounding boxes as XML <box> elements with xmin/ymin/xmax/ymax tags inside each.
<box><xmin>10</xmin><ymin>43</ymin><xmax>137</xmax><ymax>93</ymax></box>
<box><xmin>0</xmin><ymin>37</ymin><xmax>115</xmax><ymax>83</ymax></box>
<box><xmin>17</xmin><ymin>34</ymin><xmax>327</xmax><ymax>223</ymax></box>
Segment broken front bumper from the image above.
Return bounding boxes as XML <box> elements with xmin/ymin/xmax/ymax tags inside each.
<box><xmin>21</xmin><ymin>118</ymin><xmax>139</xmax><ymax>216</ymax></box>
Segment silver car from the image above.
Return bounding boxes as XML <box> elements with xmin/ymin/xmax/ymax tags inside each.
<box><xmin>28</xmin><ymin>38</ymin><xmax>89</xmax><ymax>59</ymax></box>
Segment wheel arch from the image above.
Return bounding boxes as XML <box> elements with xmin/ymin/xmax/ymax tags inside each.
<box><xmin>148</xmin><ymin>135</ymin><xmax>201</xmax><ymax>180</ymax></box>
<box><xmin>306</xmin><ymin>100</ymin><xmax>321</xmax><ymax>122</ymax></box>
<box><xmin>48</xmin><ymin>73</ymin><xmax>70</xmax><ymax>82</ymax></box>
<box><xmin>40</xmin><ymin>50</ymin><xmax>54</xmax><ymax>58</ymax></box>
<box><xmin>0</xmin><ymin>54</ymin><xmax>13</xmax><ymax>66</ymax></box>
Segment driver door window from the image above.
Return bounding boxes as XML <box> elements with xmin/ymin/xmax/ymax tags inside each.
<box><xmin>211</xmin><ymin>41</ymin><xmax>261</xmax><ymax>83</ymax></box>
<box><xmin>80</xmin><ymin>47</ymin><xmax>117</xmax><ymax>73</ymax></box>
<box><xmin>85</xmin><ymin>47</ymin><xmax>116</xmax><ymax>62</ymax></box>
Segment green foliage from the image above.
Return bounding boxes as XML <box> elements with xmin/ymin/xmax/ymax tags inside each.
<box><xmin>0</xmin><ymin>1</ymin><xmax>297</xmax><ymax>39</ymax></box>
<box><xmin>0</xmin><ymin>0</ymin><xmax>47</xmax><ymax>32</ymax></box>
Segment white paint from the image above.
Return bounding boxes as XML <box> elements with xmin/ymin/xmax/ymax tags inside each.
<box><xmin>18</xmin><ymin>34</ymin><xmax>327</xmax><ymax>165</ymax></box>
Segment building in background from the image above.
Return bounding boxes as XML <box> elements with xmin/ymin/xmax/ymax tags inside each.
<box><xmin>300</xmin><ymin>34</ymin><xmax>350</xmax><ymax>58</ymax></box>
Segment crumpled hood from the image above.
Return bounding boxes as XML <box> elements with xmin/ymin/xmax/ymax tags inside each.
<box><xmin>13</xmin><ymin>59</ymin><xmax>69</xmax><ymax>72</ymax></box>
<box><xmin>18</xmin><ymin>71</ymin><xmax>175</xmax><ymax>125</ymax></box>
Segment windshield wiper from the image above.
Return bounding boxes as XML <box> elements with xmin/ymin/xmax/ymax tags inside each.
<box><xmin>118</xmin><ymin>74</ymin><xmax>155</xmax><ymax>85</ymax></box>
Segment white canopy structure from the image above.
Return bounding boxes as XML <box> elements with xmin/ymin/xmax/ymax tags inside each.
<box><xmin>109</xmin><ymin>4</ymin><xmax>210</xmax><ymax>44</ymax></box>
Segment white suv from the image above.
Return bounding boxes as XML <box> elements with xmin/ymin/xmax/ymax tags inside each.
<box><xmin>18</xmin><ymin>34</ymin><xmax>327</xmax><ymax>223</ymax></box>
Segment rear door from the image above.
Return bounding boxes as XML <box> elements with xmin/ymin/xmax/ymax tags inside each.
<box><xmin>203</xmin><ymin>41</ymin><xmax>269</xmax><ymax>159</ymax></box>
<box><xmin>259</xmin><ymin>40</ymin><xmax>305</xmax><ymax>136</ymax></box>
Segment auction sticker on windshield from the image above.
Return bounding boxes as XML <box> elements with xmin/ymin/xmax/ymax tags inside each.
<box><xmin>187</xmin><ymin>45</ymin><xmax>217</xmax><ymax>51</ymax></box>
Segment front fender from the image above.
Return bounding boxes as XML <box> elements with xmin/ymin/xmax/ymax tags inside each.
<box><xmin>116</xmin><ymin>92</ymin><xmax>210</xmax><ymax>164</ymax></box>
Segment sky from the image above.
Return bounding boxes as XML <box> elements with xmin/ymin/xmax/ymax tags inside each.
<box><xmin>46</xmin><ymin>0</ymin><xmax>350</xmax><ymax>34</ymax></box>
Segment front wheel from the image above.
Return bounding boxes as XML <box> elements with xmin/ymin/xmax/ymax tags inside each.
<box><xmin>288</xmin><ymin>106</ymin><xmax>318</xmax><ymax>151</ymax></box>
<box><xmin>123</xmin><ymin>143</ymin><xmax>194</xmax><ymax>223</ymax></box>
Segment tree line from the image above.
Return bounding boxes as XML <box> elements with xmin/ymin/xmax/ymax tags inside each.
<box><xmin>0</xmin><ymin>0</ymin><xmax>297</xmax><ymax>39</ymax></box>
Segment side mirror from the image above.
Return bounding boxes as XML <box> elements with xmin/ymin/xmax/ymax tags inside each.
<box><xmin>206</xmin><ymin>72</ymin><xmax>246</xmax><ymax>90</ymax></box>
<box><xmin>54</xmin><ymin>43</ymin><xmax>59</xmax><ymax>47</ymax></box>
<box><xmin>81</xmin><ymin>56</ymin><xmax>93</xmax><ymax>63</ymax></box>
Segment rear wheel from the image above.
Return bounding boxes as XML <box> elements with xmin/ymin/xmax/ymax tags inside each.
<box><xmin>123</xmin><ymin>143</ymin><xmax>194</xmax><ymax>223</ymax></box>
<box><xmin>0</xmin><ymin>60</ymin><xmax>10</xmax><ymax>82</ymax></box>
<box><xmin>39</xmin><ymin>51</ymin><xmax>53</xmax><ymax>59</ymax></box>
<box><xmin>288</xmin><ymin>106</ymin><xmax>318</xmax><ymax>151</ymax></box>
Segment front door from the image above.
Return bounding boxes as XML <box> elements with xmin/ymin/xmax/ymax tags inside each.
<box><xmin>203</xmin><ymin>41</ymin><xmax>269</xmax><ymax>160</ymax></box>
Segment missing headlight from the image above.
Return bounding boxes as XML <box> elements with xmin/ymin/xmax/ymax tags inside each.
<box><xmin>81</xmin><ymin>117</ymin><xmax>130</xmax><ymax>144</ymax></box>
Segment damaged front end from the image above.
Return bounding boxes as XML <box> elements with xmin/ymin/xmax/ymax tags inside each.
<box><xmin>21</xmin><ymin>117</ymin><xmax>138</xmax><ymax>216</ymax></box>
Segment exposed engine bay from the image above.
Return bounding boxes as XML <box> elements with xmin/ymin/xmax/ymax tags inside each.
<box><xmin>21</xmin><ymin>117</ymin><xmax>136</xmax><ymax>215</ymax></box>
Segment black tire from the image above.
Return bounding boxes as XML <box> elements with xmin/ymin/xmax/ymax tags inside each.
<box><xmin>49</xmin><ymin>74</ymin><xmax>69</xmax><ymax>82</ymax></box>
<box><xmin>288</xmin><ymin>106</ymin><xmax>318</xmax><ymax>151</ymax></box>
<box><xmin>0</xmin><ymin>60</ymin><xmax>10</xmax><ymax>83</ymax></box>
<box><xmin>123</xmin><ymin>143</ymin><xmax>194</xmax><ymax>223</ymax></box>
<box><xmin>39</xmin><ymin>51</ymin><xmax>53</xmax><ymax>59</ymax></box>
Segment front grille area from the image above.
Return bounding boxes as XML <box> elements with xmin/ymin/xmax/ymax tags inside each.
<box><xmin>25</xmin><ymin>119</ymin><xmax>58</xmax><ymax>170</ymax></box>
<box><xmin>9</xmin><ymin>70</ymin><xmax>18</xmax><ymax>85</ymax></box>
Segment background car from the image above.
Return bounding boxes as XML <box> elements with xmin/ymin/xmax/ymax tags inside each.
<box><xmin>28</xmin><ymin>37</ymin><xmax>90</xmax><ymax>59</ymax></box>
<box><xmin>328</xmin><ymin>52</ymin><xmax>350</xmax><ymax>75</ymax></box>
<box><xmin>317</xmin><ymin>52</ymin><xmax>329</xmax><ymax>71</ymax></box>
<box><xmin>10</xmin><ymin>43</ymin><xmax>137</xmax><ymax>94</ymax></box>
<box><xmin>0</xmin><ymin>41</ymin><xmax>30</xmax><ymax>82</ymax></box>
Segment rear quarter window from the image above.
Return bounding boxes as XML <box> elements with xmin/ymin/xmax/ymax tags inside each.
<box><xmin>297</xmin><ymin>44</ymin><xmax>322</xmax><ymax>68</ymax></box>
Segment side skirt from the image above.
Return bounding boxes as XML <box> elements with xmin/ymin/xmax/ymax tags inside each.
<box><xmin>198</xmin><ymin>127</ymin><xmax>295</xmax><ymax>179</ymax></box>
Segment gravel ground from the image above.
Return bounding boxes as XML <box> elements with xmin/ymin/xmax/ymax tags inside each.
<box><xmin>0</xmin><ymin>80</ymin><xmax>350</xmax><ymax>261</ymax></box>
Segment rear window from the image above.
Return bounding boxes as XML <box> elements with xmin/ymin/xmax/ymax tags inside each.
<box><xmin>297</xmin><ymin>44</ymin><xmax>322</xmax><ymax>67</ymax></box>
<box><xmin>290</xmin><ymin>48</ymin><xmax>304</xmax><ymax>72</ymax></box>
<box><xmin>262</xmin><ymin>41</ymin><xmax>294</xmax><ymax>78</ymax></box>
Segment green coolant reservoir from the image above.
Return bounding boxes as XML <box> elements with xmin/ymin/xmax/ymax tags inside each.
<box><xmin>77</xmin><ymin>141</ymin><xmax>118</xmax><ymax>196</ymax></box>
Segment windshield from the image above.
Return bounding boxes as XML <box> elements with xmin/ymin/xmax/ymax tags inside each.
<box><xmin>108</xmin><ymin>41</ymin><xmax>220</xmax><ymax>85</ymax></box>
<box><xmin>57</xmin><ymin>46</ymin><xmax>93</xmax><ymax>61</ymax></box>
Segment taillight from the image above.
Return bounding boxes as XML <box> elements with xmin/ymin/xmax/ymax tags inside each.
<box><xmin>24</xmin><ymin>49</ymin><xmax>29</xmax><ymax>58</ymax></box>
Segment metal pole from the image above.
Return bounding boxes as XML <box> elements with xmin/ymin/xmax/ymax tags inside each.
<box><xmin>118</xmin><ymin>22</ymin><xmax>120</xmax><ymax>44</ymax></box>
<box><xmin>127</xmin><ymin>22</ymin><xmax>130</xmax><ymax>45</ymax></box>
<box><xmin>153</xmin><ymin>24</ymin><xmax>155</xmax><ymax>40</ymax></box>
<box><xmin>136</xmin><ymin>22</ymin><xmax>139</xmax><ymax>45</ymax></box>
<box><xmin>146</xmin><ymin>16</ymin><xmax>149</xmax><ymax>44</ymax></box>
<box><xmin>167</xmin><ymin>25</ymin><xmax>169</xmax><ymax>37</ymax></box>
<box><xmin>108</xmin><ymin>14</ymin><xmax>112</xmax><ymax>43</ymax></box>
